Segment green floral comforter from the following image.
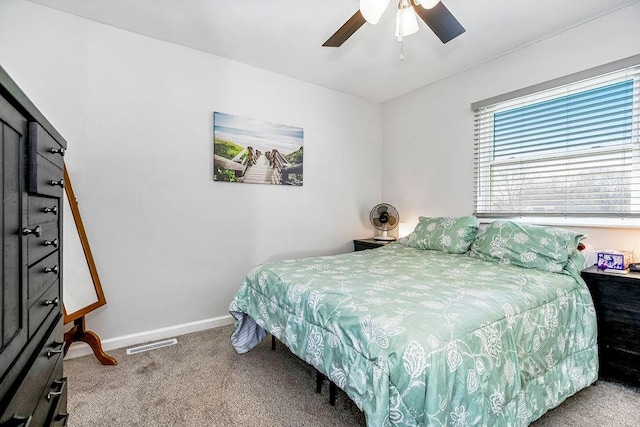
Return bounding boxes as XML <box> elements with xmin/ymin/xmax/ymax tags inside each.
<box><xmin>229</xmin><ymin>244</ymin><xmax>598</xmax><ymax>426</ymax></box>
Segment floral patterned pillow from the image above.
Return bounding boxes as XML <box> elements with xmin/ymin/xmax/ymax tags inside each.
<box><xmin>399</xmin><ymin>216</ymin><xmax>479</xmax><ymax>254</ymax></box>
<box><xmin>468</xmin><ymin>220</ymin><xmax>584</xmax><ymax>273</ymax></box>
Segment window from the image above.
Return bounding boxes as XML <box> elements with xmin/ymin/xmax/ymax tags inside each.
<box><xmin>473</xmin><ymin>58</ymin><xmax>640</xmax><ymax>219</ymax></box>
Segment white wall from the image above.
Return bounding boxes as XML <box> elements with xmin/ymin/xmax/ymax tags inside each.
<box><xmin>3</xmin><ymin>0</ymin><xmax>638</xmax><ymax>352</ymax></box>
<box><xmin>0</xmin><ymin>0</ymin><xmax>382</xmax><ymax>345</ymax></box>
<box><xmin>382</xmin><ymin>2</ymin><xmax>640</xmax><ymax>252</ymax></box>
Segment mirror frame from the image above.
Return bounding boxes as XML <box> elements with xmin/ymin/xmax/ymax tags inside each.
<box><xmin>62</xmin><ymin>166</ymin><xmax>107</xmax><ymax>324</ymax></box>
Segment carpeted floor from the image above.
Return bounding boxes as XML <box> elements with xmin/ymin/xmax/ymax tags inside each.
<box><xmin>64</xmin><ymin>325</ymin><xmax>640</xmax><ymax>426</ymax></box>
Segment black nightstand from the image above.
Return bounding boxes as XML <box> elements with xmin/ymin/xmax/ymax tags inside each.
<box><xmin>581</xmin><ymin>266</ymin><xmax>640</xmax><ymax>386</ymax></box>
<box><xmin>353</xmin><ymin>238</ymin><xmax>392</xmax><ymax>252</ymax></box>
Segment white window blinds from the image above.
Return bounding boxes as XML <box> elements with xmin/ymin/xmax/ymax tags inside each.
<box><xmin>473</xmin><ymin>60</ymin><xmax>640</xmax><ymax>218</ymax></box>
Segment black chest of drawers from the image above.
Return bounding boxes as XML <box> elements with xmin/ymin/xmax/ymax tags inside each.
<box><xmin>581</xmin><ymin>266</ymin><xmax>640</xmax><ymax>386</ymax></box>
<box><xmin>0</xmin><ymin>66</ymin><xmax>68</xmax><ymax>425</ymax></box>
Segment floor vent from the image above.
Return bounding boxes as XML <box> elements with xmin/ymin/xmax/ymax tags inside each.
<box><xmin>126</xmin><ymin>338</ymin><xmax>178</xmax><ymax>355</ymax></box>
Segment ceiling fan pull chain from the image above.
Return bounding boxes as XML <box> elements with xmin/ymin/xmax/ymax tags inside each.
<box><xmin>397</xmin><ymin>0</ymin><xmax>406</xmax><ymax>60</ymax></box>
<box><xmin>397</xmin><ymin>0</ymin><xmax>404</xmax><ymax>41</ymax></box>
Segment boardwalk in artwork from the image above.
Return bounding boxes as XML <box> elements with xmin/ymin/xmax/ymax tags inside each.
<box><xmin>241</xmin><ymin>154</ymin><xmax>277</xmax><ymax>184</ymax></box>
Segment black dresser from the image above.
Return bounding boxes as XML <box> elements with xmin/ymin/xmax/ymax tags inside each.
<box><xmin>0</xmin><ymin>66</ymin><xmax>68</xmax><ymax>425</ymax></box>
<box><xmin>581</xmin><ymin>266</ymin><xmax>640</xmax><ymax>386</ymax></box>
<box><xmin>353</xmin><ymin>238</ymin><xmax>391</xmax><ymax>251</ymax></box>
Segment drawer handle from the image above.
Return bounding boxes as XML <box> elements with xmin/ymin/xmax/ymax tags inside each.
<box><xmin>10</xmin><ymin>415</ymin><xmax>32</xmax><ymax>426</ymax></box>
<box><xmin>47</xmin><ymin>389</ymin><xmax>64</xmax><ymax>400</ymax></box>
<box><xmin>49</xmin><ymin>179</ymin><xmax>64</xmax><ymax>188</ymax></box>
<box><xmin>44</xmin><ymin>239</ymin><xmax>59</xmax><ymax>248</ymax></box>
<box><xmin>49</xmin><ymin>147</ymin><xmax>65</xmax><ymax>156</ymax></box>
<box><xmin>45</xmin><ymin>265</ymin><xmax>59</xmax><ymax>274</ymax></box>
<box><xmin>43</xmin><ymin>206</ymin><xmax>58</xmax><ymax>215</ymax></box>
<box><xmin>47</xmin><ymin>378</ymin><xmax>67</xmax><ymax>401</ymax></box>
<box><xmin>44</xmin><ymin>297</ymin><xmax>59</xmax><ymax>307</ymax></box>
<box><xmin>55</xmin><ymin>412</ymin><xmax>69</xmax><ymax>426</ymax></box>
<box><xmin>47</xmin><ymin>347</ymin><xmax>64</xmax><ymax>358</ymax></box>
<box><xmin>22</xmin><ymin>225</ymin><xmax>41</xmax><ymax>237</ymax></box>
<box><xmin>52</xmin><ymin>340</ymin><xmax>64</xmax><ymax>349</ymax></box>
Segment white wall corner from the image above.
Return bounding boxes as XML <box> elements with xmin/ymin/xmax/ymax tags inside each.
<box><xmin>63</xmin><ymin>314</ymin><xmax>234</xmax><ymax>360</ymax></box>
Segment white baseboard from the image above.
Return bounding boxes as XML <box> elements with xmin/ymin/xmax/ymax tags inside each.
<box><xmin>64</xmin><ymin>314</ymin><xmax>234</xmax><ymax>360</ymax></box>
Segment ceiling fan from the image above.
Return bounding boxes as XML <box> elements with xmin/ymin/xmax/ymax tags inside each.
<box><xmin>323</xmin><ymin>0</ymin><xmax>465</xmax><ymax>47</ymax></box>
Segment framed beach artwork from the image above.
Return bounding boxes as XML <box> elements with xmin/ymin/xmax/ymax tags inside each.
<box><xmin>213</xmin><ymin>112</ymin><xmax>303</xmax><ymax>186</ymax></box>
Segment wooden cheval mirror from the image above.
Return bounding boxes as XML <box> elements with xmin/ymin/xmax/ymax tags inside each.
<box><xmin>62</xmin><ymin>166</ymin><xmax>117</xmax><ymax>365</ymax></box>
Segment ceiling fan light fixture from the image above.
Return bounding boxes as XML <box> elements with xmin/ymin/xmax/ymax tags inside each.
<box><xmin>395</xmin><ymin>2</ymin><xmax>419</xmax><ymax>41</ymax></box>
<box><xmin>323</xmin><ymin>0</ymin><xmax>464</xmax><ymax>50</ymax></box>
<box><xmin>415</xmin><ymin>0</ymin><xmax>440</xmax><ymax>9</ymax></box>
<box><xmin>359</xmin><ymin>0</ymin><xmax>391</xmax><ymax>25</ymax></box>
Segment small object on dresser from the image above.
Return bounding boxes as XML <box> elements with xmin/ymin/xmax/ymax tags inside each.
<box><xmin>596</xmin><ymin>250</ymin><xmax>631</xmax><ymax>274</ymax></box>
<box><xmin>369</xmin><ymin>203</ymin><xmax>399</xmax><ymax>241</ymax></box>
<box><xmin>630</xmin><ymin>263</ymin><xmax>640</xmax><ymax>272</ymax></box>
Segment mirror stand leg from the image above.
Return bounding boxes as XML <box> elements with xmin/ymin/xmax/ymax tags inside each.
<box><xmin>64</xmin><ymin>316</ymin><xmax>118</xmax><ymax>365</ymax></box>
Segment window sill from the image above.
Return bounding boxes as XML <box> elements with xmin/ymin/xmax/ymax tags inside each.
<box><xmin>478</xmin><ymin>216</ymin><xmax>640</xmax><ymax>229</ymax></box>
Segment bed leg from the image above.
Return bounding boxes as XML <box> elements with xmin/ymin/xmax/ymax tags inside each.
<box><xmin>271</xmin><ymin>335</ymin><xmax>276</xmax><ymax>351</ymax></box>
<box><xmin>329</xmin><ymin>381</ymin><xmax>336</xmax><ymax>406</ymax></box>
<box><xmin>316</xmin><ymin>372</ymin><xmax>323</xmax><ymax>394</ymax></box>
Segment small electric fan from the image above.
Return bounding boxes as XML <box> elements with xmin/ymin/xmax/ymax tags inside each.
<box><xmin>369</xmin><ymin>203</ymin><xmax>399</xmax><ymax>241</ymax></box>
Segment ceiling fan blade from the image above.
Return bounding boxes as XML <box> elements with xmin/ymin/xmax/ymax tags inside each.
<box><xmin>413</xmin><ymin>2</ymin><xmax>465</xmax><ymax>44</ymax></box>
<box><xmin>323</xmin><ymin>10</ymin><xmax>367</xmax><ymax>47</ymax></box>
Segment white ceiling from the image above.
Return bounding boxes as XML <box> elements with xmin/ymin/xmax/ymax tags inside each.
<box><xmin>28</xmin><ymin>0</ymin><xmax>638</xmax><ymax>103</ymax></box>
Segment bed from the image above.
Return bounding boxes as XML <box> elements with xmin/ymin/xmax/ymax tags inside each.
<box><xmin>229</xmin><ymin>218</ymin><xmax>598</xmax><ymax>426</ymax></box>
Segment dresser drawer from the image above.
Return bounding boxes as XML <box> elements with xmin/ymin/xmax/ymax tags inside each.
<box><xmin>0</xmin><ymin>310</ymin><xmax>61</xmax><ymax>422</ymax></box>
<box><xmin>601</xmin><ymin>341</ymin><xmax>640</xmax><ymax>364</ymax></box>
<box><xmin>600</xmin><ymin>319</ymin><xmax>640</xmax><ymax>353</ymax></box>
<box><xmin>597</xmin><ymin>302</ymin><xmax>640</xmax><ymax>329</ymax></box>
<box><xmin>48</xmin><ymin>378</ymin><xmax>68</xmax><ymax>427</ymax></box>
<box><xmin>28</xmin><ymin>195</ymin><xmax>60</xmax><ymax>227</ymax></box>
<box><xmin>600</xmin><ymin>346</ymin><xmax>640</xmax><ymax>385</ymax></box>
<box><xmin>1</xmin><ymin>359</ymin><xmax>66</xmax><ymax>427</ymax></box>
<box><xmin>29</xmin><ymin>251</ymin><xmax>60</xmax><ymax>302</ymax></box>
<box><xmin>26</xmin><ymin>221</ymin><xmax>59</xmax><ymax>266</ymax></box>
<box><xmin>28</xmin><ymin>154</ymin><xmax>64</xmax><ymax>197</ymax></box>
<box><xmin>0</xmin><ymin>320</ymin><xmax>63</xmax><ymax>425</ymax></box>
<box><xmin>29</xmin><ymin>122</ymin><xmax>65</xmax><ymax>169</ymax></box>
<box><xmin>29</xmin><ymin>281</ymin><xmax>60</xmax><ymax>338</ymax></box>
<box><xmin>32</xmin><ymin>360</ymin><xmax>66</xmax><ymax>427</ymax></box>
<box><xmin>597</xmin><ymin>281</ymin><xmax>640</xmax><ymax>314</ymax></box>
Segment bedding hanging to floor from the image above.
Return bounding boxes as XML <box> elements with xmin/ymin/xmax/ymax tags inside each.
<box><xmin>230</xmin><ymin>230</ymin><xmax>597</xmax><ymax>426</ymax></box>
